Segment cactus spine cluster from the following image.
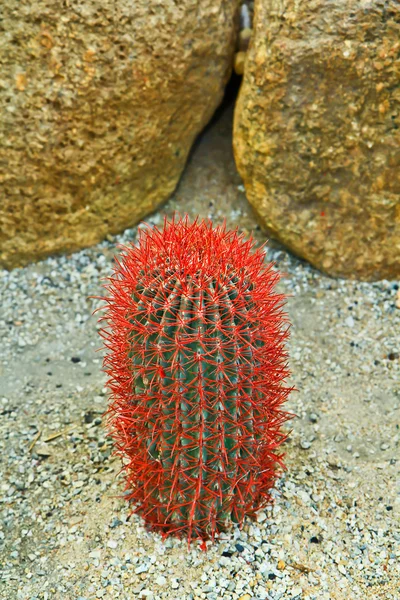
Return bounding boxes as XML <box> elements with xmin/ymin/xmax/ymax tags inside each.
<box><xmin>100</xmin><ymin>216</ymin><xmax>291</xmax><ymax>544</ymax></box>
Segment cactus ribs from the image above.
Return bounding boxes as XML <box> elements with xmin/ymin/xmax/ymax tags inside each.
<box><xmin>98</xmin><ymin>216</ymin><xmax>292</xmax><ymax>544</ymax></box>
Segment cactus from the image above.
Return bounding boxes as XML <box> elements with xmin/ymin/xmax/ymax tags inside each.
<box><xmin>99</xmin><ymin>216</ymin><xmax>291</xmax><ymax>544</ymax></box>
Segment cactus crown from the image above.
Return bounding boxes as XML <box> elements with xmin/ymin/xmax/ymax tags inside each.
<box><xmin>100</xmin><ymin>216</ymin><xmax>291</xmax><ymax>544</ymax></box>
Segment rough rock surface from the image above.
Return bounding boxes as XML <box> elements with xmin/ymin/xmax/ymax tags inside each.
<box><xmin>0</xmin><ymin>0</ymin><xmax>239</xmax><ymax>268</ymax></box>
<box><xmin>234</xmin><ymin>0</ymin><xmax>400</xmax><ymax>280</ymax></box>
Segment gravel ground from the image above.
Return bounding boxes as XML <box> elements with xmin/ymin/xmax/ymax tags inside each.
<box><xmin>1</xmin><ymin>102</ymin><xmax>399</xmax><ymax>600</ymax></box>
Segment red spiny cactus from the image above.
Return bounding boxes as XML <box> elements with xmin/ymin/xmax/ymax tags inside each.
<box><xmin>99</xmin><ymin>215</ymin><xmax>292</xmax><ymax>544</ymax></box>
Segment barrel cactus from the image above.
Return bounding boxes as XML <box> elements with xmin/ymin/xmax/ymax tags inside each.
<box><xmin>99</xmin><ymin>216</ymin><xmax>291</xmax><ymax>544</ymax></box>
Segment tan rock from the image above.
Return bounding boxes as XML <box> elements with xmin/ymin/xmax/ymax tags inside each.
<box><xmin>0</xmin><ymin>1</ymin><xmax>239</xmax><ymax>268</ymax></box>
<box><xmin>233</xmin><ymin>0</ymin><xmax>400</xmax><ymax>280</ymax></box>
<box><xmin>234</xmin><ymin>51</ymin><xmax>246</xmax><ymax>76</ymax></box>
<box><xmin>238</xmin><ymin>28</ymin><xmax>252</xmax><ymax>52</ymax></box>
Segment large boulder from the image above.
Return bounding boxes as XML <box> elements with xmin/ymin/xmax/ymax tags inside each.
<box><xmin>0</xmin><ymin>1</ymin><xmax>239</xmax><ymax>268</ymax></box>
<box><xmin>234</xmin><ymin>0</ymin><xmax>400</xmax><ymax>280</ymax></box>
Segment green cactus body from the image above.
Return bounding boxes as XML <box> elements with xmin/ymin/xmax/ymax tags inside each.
<box><xmin>101</xmin><ymin>217</ymin><xmax>291</xmax><ymax>543</ymax></box>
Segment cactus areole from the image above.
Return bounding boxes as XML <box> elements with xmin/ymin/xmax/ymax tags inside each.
<box><xmin>99</xmin><ymin>216</ymin><xmax>291</xmax><ymax>544</ymax></box>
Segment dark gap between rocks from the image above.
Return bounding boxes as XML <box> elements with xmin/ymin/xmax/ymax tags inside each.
<box><xmin>186</xmin><ymin>71</ymin><xmax>242</xmax><ymax>161</ymax></box>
